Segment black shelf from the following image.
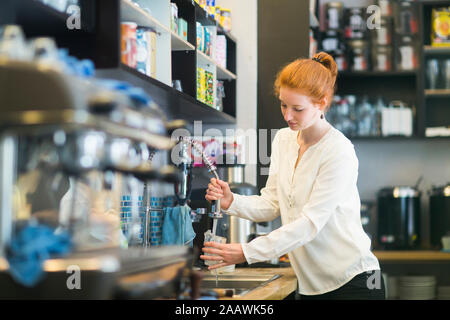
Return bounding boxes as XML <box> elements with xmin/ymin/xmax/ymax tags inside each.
<box><xmin>96</xmin><ymin>64</ymin><xmax>236</xmax><ymax>124</ymax></box>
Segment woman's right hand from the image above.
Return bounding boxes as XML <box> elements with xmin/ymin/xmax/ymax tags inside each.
<box><xmin>205</xmin><ymin>178</ymin><xmax>233</xmax><ymax>211</ymax></box>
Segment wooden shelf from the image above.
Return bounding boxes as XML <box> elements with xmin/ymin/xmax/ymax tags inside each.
<box><xmin>197</xmin><ymin>50</ymin><xmax>236</xmax><ymax>80</ymax></box>
<box><xmin>373</xmin><ymin>251</ymin><xmax>450</xmax><ymax>262</ymax></box>
<box><xmin>424</xmin><ymin>45</ymin><xmax>450</xmax><ymax>55</ymax></box>
<box><xmin>349</xmin><ymin>135</ymin><xmax>418</xmax><ymax>141</ymax></box>
<box><xmin>339</xmin><ymin>71</ymin><xmax>417</xmax><ymax>77</ymax></box>
<box><xmin>217</xmin><ymin>64</ymin><xmax>237</xmax><ymax>81</ymax></box>
<box><xmin>121</xmin><ymin>0</ymin><xmax>170</xmax><ymax>35</ymax></box>
<box><xmin>171</xmin><ymin>31</ymin><xmax>195</xmax><ymax>51</ymax></box>
<box><xmin>425</xmin><ymin>89</ymin><xmax>450</xmax><ymax>97</ymax></box>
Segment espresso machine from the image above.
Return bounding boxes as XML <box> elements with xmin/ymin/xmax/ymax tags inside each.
<box><xmin>0</xmin><ymin>26</ymin><xmax>190</xmax><ymax>299</ymax></box>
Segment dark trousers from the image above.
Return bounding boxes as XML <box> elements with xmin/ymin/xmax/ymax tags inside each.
<box><xmin>299</xmin><ymin>270</ymin><xmax>386</xmax><ymax>300</ymax></box>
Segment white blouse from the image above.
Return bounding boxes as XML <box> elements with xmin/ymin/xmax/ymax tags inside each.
<box><xmin>224</xmin><ymin>126</ymin><xmax>380</xmax><ymax>295</ymax></box>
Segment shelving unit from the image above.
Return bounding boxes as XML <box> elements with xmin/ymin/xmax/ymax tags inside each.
<box><xmin>320</xmin><ymin>0</ymin><xmax>450</xmax><ymax>140</ymax></box>
<box><xmin>115</xmin><ymin>0</ymin><xmax>237</xmax><ymax>122</ymax></box>
<box><xmin>0</xmin><ymin>0</ymin><xmax>238</xmax><ymax>125</ymax></box>
<box><xmin>420</xmin><ymin>0</ymin><xmax>450</xmax><ymax>137</ymax></box>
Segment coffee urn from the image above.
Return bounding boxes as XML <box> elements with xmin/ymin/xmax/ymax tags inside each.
<box><xmin>377</xmin><ymin>186</ymin><xmax>421</xmax><ymax>250</ymax></box>
<box><xmin>429</xmin><ymin>183</ymin><xmax>450</xmax><ymax>249</ymax></box>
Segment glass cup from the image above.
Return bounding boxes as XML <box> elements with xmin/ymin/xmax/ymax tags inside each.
<box><xmin>444</xmin><ymin>59</ymin><xmax>450</xmax><ymax>89</ymax></box>
<box><xmin>203</xmin><ymin>230</ymin><xmax>226</xmax><ymax>266</ymax></box>
<box><xmin>426</xmin><ymin>59</ymin><xmax>439</xmax><ymax>89</ymax></box>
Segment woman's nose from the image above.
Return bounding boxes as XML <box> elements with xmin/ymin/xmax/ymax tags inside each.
<box><xmin>283</xmin><ymin>109</ymin><xmax>293</xmax><ymax>121</ymax></box>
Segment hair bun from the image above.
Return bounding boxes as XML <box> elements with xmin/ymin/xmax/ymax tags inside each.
<box><xmin>312</xmin><ymin>52</ymin><xmax>338</xmax><ymax>80</ymax></box>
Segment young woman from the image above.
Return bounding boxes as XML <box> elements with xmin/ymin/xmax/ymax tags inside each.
<box><xmin>201</xmin><ymin>52</ymin><xmax>385</xmax><ymax>300</ymax></box>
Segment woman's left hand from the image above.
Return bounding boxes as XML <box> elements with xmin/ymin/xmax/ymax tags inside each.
<box><xmin>200</xmin><ymin>242</ymin><xmax>247</xmax><ymax>270</ymax></box>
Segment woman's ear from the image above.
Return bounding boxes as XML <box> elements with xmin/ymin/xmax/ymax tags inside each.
<box><xmin>317</xmin><ymin>96</ymin><xmax>328</xmax><ymax>112</ymax></box>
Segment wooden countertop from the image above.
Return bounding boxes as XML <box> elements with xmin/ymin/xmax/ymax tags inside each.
<box><xmin>205</xmin><ymin>267</ymin><xmax>297</xmax><ymax>300</ymax></box>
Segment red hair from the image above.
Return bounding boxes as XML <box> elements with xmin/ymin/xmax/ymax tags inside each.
<box><xmin>274</xmin><ymin>52</ymin><xmax>338</xmax><ymax>110</ymax></box>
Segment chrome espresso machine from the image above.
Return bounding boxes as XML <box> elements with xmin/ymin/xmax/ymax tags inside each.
<box><xmin>0</xmin><ymin>26</ymin><xmax>194</xmax><ymax>299</ymax></box>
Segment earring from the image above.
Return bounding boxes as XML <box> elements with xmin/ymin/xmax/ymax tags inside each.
<box><xmin>320</xmin><ymin>114</ymin><xmax>324</xmax><ymax>119</ymax></box>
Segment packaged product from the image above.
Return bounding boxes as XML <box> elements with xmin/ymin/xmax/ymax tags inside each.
<box><xmin>178</xmin><ymin>18</ymin><xmax>188</xmax><ymax>41</ymax></box>
<box><xmin>215</xmin><ymin>35</ymin><xmax>227</xmax><ymax>68</ymax></box>
<box><xmin>205</xmin><ymin>70</ymin><xmax>214</xmax><ymax>107</ymax></box>
<box><xmin>197</xmin><ymin>67</ymin><xmax>206</xmax><ymax>103</ymax></box>
<box><xmin>121</xmin><ymin>22</ymin><xmax>137</xmax><ymax>68</ymax></box>
<box><xmin>431</xmin><ymin>7</ymin><xmax>450</xmax><ymax>47</ymax></box>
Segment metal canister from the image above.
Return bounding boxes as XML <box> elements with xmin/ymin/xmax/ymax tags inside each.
<box><xmin>395</xmin><ymin>35</ymin><xmax>418</xmax><ymax>71</ymax></box>
<box><xmin>372</xmin><ymin>45</ymin><xmax>392</xmax><ymax>71</ymax></box>
<box><xmin>348</xmin><ymin>39</ymin><xmax>369</xmax><ymax>71</ymax></box>
<box><xmin>121</xmin><ymin>22</ymin><xmax>137</xmax><ymax>68</ymax></box>
<box><xmin>326</xmin><ymin>2</ymin><xmax>344</xmax><ymax>30</ymax></box>
<box><xmin>429</xmin><ymin>184</ymin><xmax>450</xmax><ymax>249</ymax></box>
<box><xmin>372</xmin><ymin>17</ymin><xmax>393</xmax><ymax>46</ymax></box>
<box><xmin>321</xmin><ymin>30</ymin><xmax>342</xmax><ymax>53</ymax></box>
<box><xmin>377</xmin><ymin>186</ymin><xmax>421</xmax><ymax>250</ymax></box>
<box><xmin>344</xmin><ymin>7</ymin><xmax>366</xmax><ymax>39</ymax></box>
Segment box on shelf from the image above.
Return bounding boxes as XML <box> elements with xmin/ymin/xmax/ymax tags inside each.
<box><xmin>215</xmin><ymin>35</ymin><xmax>227</xmax><ymax>68</ymax></box>
<box><xmin>171</xmin><ymin>2</ymin><xmax>178</xmax><ymax>34</ymax></box>
<box><xmin>219</xmin><ymin>8</ymin><xmax>232</xmax><ymax>33</ymax></box>
<box><xmin>205</xmin><ymin>70</ymin><xmax>214</xmax><ymax>107</ymax></box>
<box><xmin>136</xmin><ymin>28</ymin><xmax>156</xmax><ymax>78</ymax></box>
<box><xmin>196</xmin><ymin>22</ymin><xmax>213</xmax><ymax>57</ymax></box>
<box><xmin>121</xmin><ymin>22</ymin><xmax>138</xmax><ymax>68</ymax></box>
<box><xmin>206</xmin><ymin>0</ymin><xmax>216</xmax><ymax>18</ymax></box>
<box><xmin>197</xmin><ymin>67</ymin><xmax>206</xmax><ymax>103</ymax></box>
<box><xmin>431</xmin><ymin>7</ymin><xmax>450</xmax><ymax>47</ymax></box>
<box><xmin>196</xmin><ymin>22</ymin><xmax>205</xmax><ymax>52</ymax></box>
<box><xmin>178</xmin><ymin>18</ymin><xmax>188</xmax><ymax>41</ymax></box>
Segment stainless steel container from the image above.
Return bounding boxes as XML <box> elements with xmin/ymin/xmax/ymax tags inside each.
<box><xmin>429</xmin><ymin>183</ymin><xmax>450</xmax><ymax>249</ymax></box>
<box><xmin>377</xmin><ymin>186</ymin><xmax>421</xmax><ymax>250</ymax></box>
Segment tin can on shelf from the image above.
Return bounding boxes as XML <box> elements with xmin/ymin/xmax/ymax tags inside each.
<box><xmin>121</xmin><ymin>22</ymin><xmax>138</xmax><ymax>68</ymax></box>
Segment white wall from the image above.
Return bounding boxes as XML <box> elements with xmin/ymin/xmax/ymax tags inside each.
<box><xmin>216</xmin><ymin>0</ymin><xmax>258</xmax><ymax>186</ymax></box>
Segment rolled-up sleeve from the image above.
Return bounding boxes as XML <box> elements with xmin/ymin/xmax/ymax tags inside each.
<box><xmin>241</xmin><ymin>144</ymin><xmax>358</xmax><ymax>264</ymax></box>
<box><xmin>223</xmin><ymin>131</ymin><xmax>281</xmax><ymax>223</ymax></box>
